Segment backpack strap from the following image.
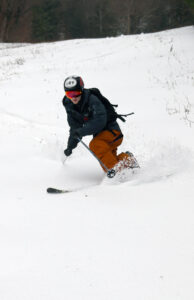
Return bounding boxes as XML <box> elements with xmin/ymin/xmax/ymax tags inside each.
<box><xmin>117</xmin><ymin>112</ymin><xmax>134</xmax><ymax>122</ymax></box>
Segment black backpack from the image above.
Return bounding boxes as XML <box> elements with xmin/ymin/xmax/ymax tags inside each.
<box><xmin>89</xmin><ymin>88</ymin><xmax>134</xmax><ymax>124</ymax></box>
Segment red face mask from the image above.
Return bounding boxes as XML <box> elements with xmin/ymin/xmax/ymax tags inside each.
<box><xmin>65</xmin><ymin>90</ymin><xmax>82</xmax><ymax>99</ymax></box>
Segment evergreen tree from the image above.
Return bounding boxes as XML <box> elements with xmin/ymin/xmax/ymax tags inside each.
<box><xmin>31</xmin><ymin>0</ymin><xmax>61</xmax><ymax>42</ymax></box>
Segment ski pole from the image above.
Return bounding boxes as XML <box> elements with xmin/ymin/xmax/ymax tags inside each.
<box><xmin>78</xmin><ymin>138</ymin><xmax>116</xmax><ymax>178</ymax></box>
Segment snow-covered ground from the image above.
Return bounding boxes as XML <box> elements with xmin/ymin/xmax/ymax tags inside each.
<box><xmin>0</xmin><ymin>26</ymin><xmax>194</xmax><ymax>300</ymax></box>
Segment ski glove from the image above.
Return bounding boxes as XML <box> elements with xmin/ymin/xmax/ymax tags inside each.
<box><xmin>64</xmin><ymin>148</ymin><xmax>72</xmax><ymax>156</ymax></box>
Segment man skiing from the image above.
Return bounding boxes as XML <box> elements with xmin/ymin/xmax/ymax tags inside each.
<box><xmin>62</xmin><ymin>75</ymin><xmax>138</xmax><ymax>175</ymax></box>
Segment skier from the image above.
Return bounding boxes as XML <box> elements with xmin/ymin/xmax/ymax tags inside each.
<box><xmin>62</xmin><ymin>75</ymin><xmax>138</xmax><ymax>174</ymax></box>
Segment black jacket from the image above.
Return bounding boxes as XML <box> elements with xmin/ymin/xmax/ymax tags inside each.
<box><xmin>62</xmin><ymin>89</ymin><xmax>121</xmax><ymax>150</ymax></box>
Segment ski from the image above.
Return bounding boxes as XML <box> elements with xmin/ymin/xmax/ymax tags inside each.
<box><xmin>47</xmin><ymin>187</ymin><xmax>71</xmax><ymax>194</ymax></box>
<box><xmin>47</xmin><ymin>180</ymin><xmax>101</xmax><ymax>194</ymax></box>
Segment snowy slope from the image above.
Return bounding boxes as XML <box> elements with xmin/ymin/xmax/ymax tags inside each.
<box><xmin>0</xmin><ymin>26</ymin><xmax>194</xmax><ymax>300</ymax></box>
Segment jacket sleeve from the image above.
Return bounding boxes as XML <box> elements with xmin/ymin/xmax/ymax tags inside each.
<box><xmin>78</xmin><ymin>95</ymin><xmax>107</xmax><ymax>137</ymax></box>
<box><xmin>62</xmin><ymin>97</ymin><xmax>80</xmax><ymax>150</ymax></box>
<box><xmin>67</xmin><ymin>129</ymin><xmax>79</xmax><ymax>150</ymax></box>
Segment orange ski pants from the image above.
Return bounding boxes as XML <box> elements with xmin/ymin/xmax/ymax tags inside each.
<box><xmin>89</xmin><ymin>130</ymin><xmax>129</xmax><ymax>171</ymax></box>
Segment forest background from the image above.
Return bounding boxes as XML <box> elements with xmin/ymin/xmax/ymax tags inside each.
<box><xmin>0</xmin><ymin>0</ymin><xmax>194</xmax><ymax>43</ymax></box>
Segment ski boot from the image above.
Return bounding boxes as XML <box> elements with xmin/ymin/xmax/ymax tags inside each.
<box><xmin>125</xmin><ymin>151</ymin><xmax>140</xmax><ymax>169</ymax></box>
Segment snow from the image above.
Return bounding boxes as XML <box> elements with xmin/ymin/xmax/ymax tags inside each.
<box><xmin>0</xmin><ymin>26</ymin><xmax>194</xmax><ymax>299</ymax></box>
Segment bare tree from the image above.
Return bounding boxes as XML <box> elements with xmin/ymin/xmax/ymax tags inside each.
<box><xmin>0</xmin><ymin>0</ymin><xmax>39</xmax><ymax>42</ymax></box>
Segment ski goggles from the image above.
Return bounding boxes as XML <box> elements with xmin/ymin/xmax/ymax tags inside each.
<box><xmin>65</xmin><ymin>90</ymin><xmax>82</xmax><ymax>99</ymax></box>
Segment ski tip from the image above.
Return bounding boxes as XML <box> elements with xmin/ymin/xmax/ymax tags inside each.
<box><xmin>47</xmin><ymin>187</ymin><xmax>67</xmax><ymax>194</ymax></box>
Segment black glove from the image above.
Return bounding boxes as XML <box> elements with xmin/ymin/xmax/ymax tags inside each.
<box><xmin>64</xmin><ymin>148</ymin><xmax>72</xmax><ymax>156</ymax></box>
